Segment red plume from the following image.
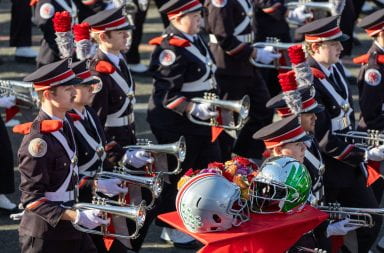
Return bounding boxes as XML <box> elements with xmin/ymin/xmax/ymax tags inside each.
<box><xmin>288</xmin><ymin>44</ymin><xmax>306</xmax><ymax>65</ymax></box>
<box><xmin>73</xmin><ymin>22</ymin><xmax>91</xmax><ymax>42</ymax></box>
<box><xmin>53</xmin><ymin>11</ymin><xmax>72</xmax><ymax>32</ymax></box>
<box><xmin>278</xmin><ymin>71</ymin><xmax>297</xmax><ymax>92</ymax></box>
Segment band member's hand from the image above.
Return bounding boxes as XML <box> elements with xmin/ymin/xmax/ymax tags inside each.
<box><xmin>326</xmin><ymin>219</ymin><xmax>362</xmax><ymax>237</ymax></box>
<box><xmin>255</xmin><ymin>48</ymin><xmax>281</xmax><ymax>64</ymax></box>
<box><xmin>95</xmin><ymin>178</ymin><xmax>128</xmax><ymax>197</ymax></box>
<box><xmin>0</xmin><ymin>95</ymin><xmax>16</xmax><ymax>109</ymax></box>
<box><xmin>123</xmin><ymin>150</ymin><xmax>154</xmax><ymax>168</ymax></box>
<box><xmin>287</xmin><ymin>5</ymin><xmax>313</xmax><ymax>25</ymax></box>
<box><xmin>73</xmin><ymin>209</ymin><xmax>110</xmax><ymax>229</ymax></box>
<box><xmin>366</xmin><ymin>145</ymin><xmax>384</xmax><ymax>161</ymax></box>
<box><xmin>189</xmin><ymin>102</ymin><xmax>218</xmax><ymax>120</ymax></box>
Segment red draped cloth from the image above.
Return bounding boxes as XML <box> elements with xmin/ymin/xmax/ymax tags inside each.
<box><xmin>158</xmin><ymin>205</ymin><xmax>328</xmax><ymax>253</ymax></box>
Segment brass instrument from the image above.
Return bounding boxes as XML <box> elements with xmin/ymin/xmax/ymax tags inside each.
<box><xmin>0</xmin><ymin>80</ymin><xmax>39</xmax><ymax>109</ymax></box>
<box><xmin>316</xmin><ymin>203</ymin><xmax>384</xmax><ymax>228</ymax></box>
<box><xmin>250</xmin><ymin>37</ymin><xmax>298</xmax><ymax>70</ymax></box>
<box><xmin>333</xmin><ymin>130</ymin><xmax>384</xmax><ymax>149</ymax></box>
<box><xmin>187</xmin><ymin>93</ymin><xmax>250</xmax><ymax>130</ymax></box>
<box><xmin>122</xmin><ymin>136</ymin><xmax>186</xmax><ymax>175</ymax></box>
<box><xmin>72</xmin><ymin>197</ymin><xmax>146</xmax><ymax>239</ymax></box>
<box><xmin>97</xmin><ymin>169</ymin><xmax>163</xmax><ymax>209</ymax></box>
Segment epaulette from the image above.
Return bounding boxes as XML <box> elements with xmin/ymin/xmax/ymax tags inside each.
<box><xmin>13</xmin><ymin>120</ymin><xmax>63</xmax><ymax>135</ymax></box>
<box><xmin>68</xmin><ymin>113</ymin><xmax>82</xmax><ymax>121</ymax></box>
<box><xmin>311</xmin><ymin>68</ymin><xmax>326</xmax><ymax>79</ymax></box>
<box><xmin>353</xmin><ymin>54</ymin><xmax>384</xmax><ymax>65</ymax></box>
<box><xmin>30</xmin><ymin>0</ymin><xmax>39</xmax><ymax>6</ymax></box>
<box><xmin>149</xmin><ymin>36</ymin><xmax>190</xmax><ymax>47</ymax></box>
<box><xmin>95</xmin><ymin>60</ymin><xmax>116</xmax><ymax>74</ymax></box>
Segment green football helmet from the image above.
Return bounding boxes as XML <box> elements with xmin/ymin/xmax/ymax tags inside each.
<box><xmin>249</xmin><ymin>156</ymin><xmax>312</xmax><ymax>213</ymax></box>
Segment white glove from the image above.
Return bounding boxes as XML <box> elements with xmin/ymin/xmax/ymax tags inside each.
<box><xmin>123</xmin><ymin>149</ymin><xmax>154</xmax><ymax>168</ymax></box>
<box><xmin>326</xmin><ymin>219</ymin><xmax>362</xmax><ymax>237</ymax></box>
<box><xmin>0</xmin><ymin>96</ymin><xmax>16</xmax><ymax>109</ymax></box>
<box><xmin>255</xmin><ymin>48</ymin><xmax>281</xmax><ymax>64</ymax></box>
<box><xmin>190</xmin><ymin>103</ymin><xmax>218</xmax><ymax>120</ymax></box>
<box><xmin>366</xmin><ymin>145</ymin><xmax>384</xmax><ymax>161</ymax></box>
<box><xmin>95</xmin><ymin>178</ymin><xmax>128</xmax><ymax>197</ymax></box>
<box><xmin>287</xmin><ymin>5</ymin><xmax>313</xmax><ymax>25</ymax></box>
<box><xmin>73</xmin><ymin>209</ymin><xmax>110</xmax><ymax>229</ymax></box>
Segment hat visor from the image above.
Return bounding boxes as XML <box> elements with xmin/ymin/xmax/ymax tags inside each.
<box><xmin>303</xmin><ymin>104</ymin><xmax>324</xmax><ymax>114</ymax></box>
<box><xmin>113</xmin><ymin>24</ymin><xmax>135</xmax><ymax>31</ymax></box>
<box><xmin>292</xmin><ymin>133</ymin><xmax>311</xmax><ymax>144</ymax></box>
<box><xmin>60</xmin><ymin>77</ymin><xmax>84</xmax><ymax>86</ymax></box>
<box><xmin>330</xmin><ymin>33</ymin><xmax>350</xmax><ymax>42</ymax></box>
<box><xmin>76</xmin><ymin>78</ymin><xmax>100</xmax><ymax>86</ymax></box>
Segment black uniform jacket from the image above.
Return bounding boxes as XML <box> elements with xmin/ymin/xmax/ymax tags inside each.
<box><xmin>204</xmin><ymin>0</ymin><xmax>255</xmax><ymax>77</ymax></box>
<box><xmin>357</xmin><ymin>42</ymin><xmax>384</xmax><ymax>131</ymax></box>
<box><xmin>18</xmin><ymin>111</ymin><xmax>81</xmax><ymax>239</ymax></box>
<box><xmin>33</xmin><ymin>0</ymin><xmax>77</xmax><ymax>65</ymax></box>
<box><xmin>91</xmin><ymin>49</ymin><xmax>136</xmax><ymax>146</ymax></box>
<box><xmin>308</xmin><ymin>57</ymin><xmax>366</xmax><ymax>188</ymax></box>
<box><xmin>147</xmin><ymin>24</ymin><xmax>217</xmax><ymax>136</ymax></box>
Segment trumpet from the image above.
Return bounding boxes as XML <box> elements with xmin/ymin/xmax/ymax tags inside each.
<box><xmin>250</xmin><ymin>37</ymin><xmax>298</xmax><ymax>70</ymax></box>
<box><xmin>122</xmin><ymin>136</ymin><xmax>186</xmax><ymax>175</ymax></box>
<box><xmin>187</xmin><ymin>93</ymin><xmax>250</xmax><ymax>130</ymax></box>
<box><xmin>316</xmin><ymin>203</ymin><xmax>384</xmax><ymax>228</ymax></box>
<box><xmin>286</xmin><ymin>0</ymin><xmax>334</xmax><ymax>13</ymax></box>
<box><xmin>97</xmin><ymin>169</ymin><xmax>163</xmax><ymax>209</ymax></box>
<box><xmin>333</xmin><ymin>130</ymin><xmax>384</xmax><ymax>149</ymax></box>
<box><xmin>0</xmin><ymin>80</ymin><xmax>39</xmax><ymax>109</ymax></box>
<box><xmin>72</xmin><ymin>197</ymin><xmax>146</xmax><ymax>239</ymax></box>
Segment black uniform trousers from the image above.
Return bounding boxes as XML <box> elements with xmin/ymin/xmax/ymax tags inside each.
<box><xmin>216</xmin><ymin>69</ymin><xmax>274</xmax><ymax>160</ymax></box>
<box><xmin>10</xmin><ymin>0</ymin><xmax>32</xmax><ymax>47</ymax></box>
<box><xmin>0</xmin><ymin>116</ymin><xmax>15</xmax><ymax>194</ymax></box>
<box><xmin>324</xmin><ymin>173</ymin><xmax>382</xmax><ymax>253</ymax></box>
<box><xmin>124</xmin><ymin>0</ymin><xmax>148</xmax><ymax>65</ymax></box>
<box><xmin>19</xmin><ymin>233</ymin><xmax>97</xmax><ymax>253</ymax></box>
<box><xmin>151</xmin><ymin>126</ymin><xmax>221</xmax><ymax>227</ymax></box>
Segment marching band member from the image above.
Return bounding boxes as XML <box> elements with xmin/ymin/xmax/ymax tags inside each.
<box><xmin>0</xmin><ymin>95</ymin><xmax>18</xmax><ymax>214</ymax></box>
<box><xmin>30</xmin><ymin>0</ymin><xmax>78</xmax><ymax>67</ymax></box>
<box><xmin>265</xmin><ymin>71</ymin><xmax>363</xmax><ymax>251</ymax></box>
<box><xmin>296</xmin><ymin>16</ymin><xmax>383</xmax><ymax>252</ymax></box>
<box><xmin>84</xmin><ymin>8</ymin><xmax>153</xmax><ymax>251</ymax></box>
<box><xmin>147</xmin><ymin>0</ymin><xmax>222</xmax><ymax>248</ymax></box>
<box><xmin>70</xmin><ymin>59</ymin><xmax>152</xmax><ymax>252</ymax></box>
<box><xmin>355</xmin><ymin>9</ymin><xmax>384</xmax><ymax>132</ymax></box>
<box><xmin>204</xmin><ymin>0</ymin><xmax>280</xmax><ymax>160</ymax></box>
<box><xmin>16</xmin><ymin>59</ymin><xmax>108</xmax><ymax>253</ymax></box>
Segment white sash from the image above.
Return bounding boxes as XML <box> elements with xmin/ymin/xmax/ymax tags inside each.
<box><xmin>46</xmin><ymin>128</ymin><xmax>78</xmax><ymax>201</ymax></box>
<box><xmin>55</xmin><ymin>0</ymin><xmax>78</xmax><ymax>24</ymax></box>
<box><xmin>318</xmin><ymin>67</ymin><xmax>353</xmax><ymax>132</ymax></box>
<box><xmin>234</xmin><ymin>0</ymin><xmax>253</xmax><ymax>36</ymax></box>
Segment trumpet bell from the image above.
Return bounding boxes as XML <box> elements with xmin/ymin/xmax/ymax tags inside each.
<box><xmin>0</xmin><ymin>80</ymin><xmax>39</xmax><ymax>109</ymax></box>
<box><xmin>73</xmin><ymin>199</ymin><xmax>147</xmax><ymax>239</ymax></box>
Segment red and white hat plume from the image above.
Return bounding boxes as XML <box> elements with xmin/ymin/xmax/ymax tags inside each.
<box><xmin>287</xmin><ymin>44</ymin><xmax>313</xmax><ymax>88</ymax></box>
<box><xmin>53</xmin><ymin>11</ymin><xmax>73</xmax><ymax>58</ymax></box>
<box><xmin>73</xmin><ymin>22</ymin><xmax>93</xmax><ymax>60</ymax></box>
<box><xmin>278</xmin><ymin>71</ymin><xmax>302</xmax><ymax>115</ymax></box>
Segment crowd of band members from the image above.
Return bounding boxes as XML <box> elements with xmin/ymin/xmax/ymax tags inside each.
<box><xmin>1</xmin><ymin>0</ymin><xmax>384</xmax><ymax>252</ymax></box>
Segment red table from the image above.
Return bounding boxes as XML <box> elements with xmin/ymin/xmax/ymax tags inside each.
<box><xmin>158</xmin><ymin>205</ymin><xmax>328</xmax><ymax>253</ymax></box>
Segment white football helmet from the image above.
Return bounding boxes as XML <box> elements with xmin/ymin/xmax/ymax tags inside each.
<box><xmin>176</xmin><ymin>173</ymin><xmax>249</xmax><ymax>233</ymax></box>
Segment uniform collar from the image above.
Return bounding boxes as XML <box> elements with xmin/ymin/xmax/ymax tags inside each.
<box><xmin>99</xmin><ymin>47</ymin><xmax>125</xmax><ymax>70</ymax></box>
<box><xmin>317</xmin><ymin>62</ymin><xmax>334</xmax><ymax>78</ymax></box>
<box><xmin>73</xmin><ymin>108</ymin><xmax>87</xmax><ymax>120</ymax></box>
<box><xmin>41</xmin><ymin>108</ymin><xmax>64</xmax><ymax>122</ymax></box>
<box><xmin>374</xmin><ymin>40</ymin><xmax>384</xmax><ymax>53</ymax></box>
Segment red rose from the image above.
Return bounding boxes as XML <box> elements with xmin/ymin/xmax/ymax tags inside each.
<box><xmin>207</xmin><ymin>161</ymin><xmax>225</xmax><ymax>171</ymax></box>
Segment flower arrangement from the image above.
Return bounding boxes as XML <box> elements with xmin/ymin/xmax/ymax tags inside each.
<box><xmin>177</xmin><ymin>156</ymin><xmax>259</xmax><ymax>200</ymax></box>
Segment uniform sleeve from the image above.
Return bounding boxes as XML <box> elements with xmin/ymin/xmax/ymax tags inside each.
<box><xmin>206</xmin><ymin>3</ymin><xmax>254</xmax><ymax>60</ymax></box>
<box><xmin>90</xmin><ymin>72</ymin><xmax>110</xmax><ymax>127</ymax></box>
<box><xmin>149</xmin><ymin>46</ymin><xmax>190</xmax><ymax>115</ymax></box>
<box><xmin>254</xmin><ymin>0</ymin><xmax>287</xmax><ymax>21</ymax></box>
<box><xmin>18</xmin><ymin>135</ymin><xmax>66</xmax><ymax>228</ymax></box>
<box><xmin>313</xmin><ymin>88</ymin><xmax>365</xmax><ymax>166</ymax></box>
<box><xmin>33</xmin><ymin>1</ymin><xmax>60</xmax><ymax>57</ymax></box>
<box><xmin>358</xmin><ymin>66</ymin><xmax>384</xmax><ymax>130</ymax></box>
